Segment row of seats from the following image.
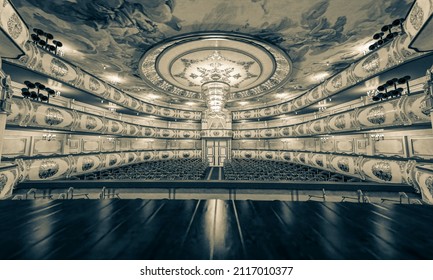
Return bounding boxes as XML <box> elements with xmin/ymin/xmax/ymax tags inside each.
<box><xmin>78</xmin><ymin>158</ymin><xmax>208</xmax><ymax>180</ymax></box>
<box><xmin>224</xmin><ymin>159</ymin><xmax>361</xmax><ymax>182</ymax></box>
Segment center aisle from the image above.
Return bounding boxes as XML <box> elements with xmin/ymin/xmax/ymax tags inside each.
<box><xmin>205</xmin><ymin>167</ymin><xmax>224</xmax><ymax>180</ymax></box>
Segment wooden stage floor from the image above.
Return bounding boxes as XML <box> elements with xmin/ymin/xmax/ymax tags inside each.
<box><xmin>0</xmin><ymin>199</ymin><xmax>432</xmax><ymax>260</ymax></box>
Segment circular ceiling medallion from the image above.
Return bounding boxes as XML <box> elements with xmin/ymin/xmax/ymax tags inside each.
<box><xmin>139</xmin><ymin>32</ymin><xmax>292</xmax><ymax>101</ymax></box>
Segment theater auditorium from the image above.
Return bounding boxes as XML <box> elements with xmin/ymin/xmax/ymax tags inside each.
<box><xmin>1</xmin><ymin>0</ymin><xmax>433</xmax><ymax>260</ymax></box>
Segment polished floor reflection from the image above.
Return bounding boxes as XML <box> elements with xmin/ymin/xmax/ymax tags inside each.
<box><xmin>0</xmin><ymin>199</ymin><xmax>432</xmax><ymax>260</ymax></box>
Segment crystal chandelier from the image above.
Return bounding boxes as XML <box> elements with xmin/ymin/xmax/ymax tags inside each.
<box><xmin>201</xmin><ymin>81</ymin><xmax>230</xmax><ymax>112</ymax></box>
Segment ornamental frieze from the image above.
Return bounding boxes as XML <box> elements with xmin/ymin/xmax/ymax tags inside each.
<box><xmin>372</xmin><ymin>161</ymin><xmax>393</xmax><ymax>181</ymax></box>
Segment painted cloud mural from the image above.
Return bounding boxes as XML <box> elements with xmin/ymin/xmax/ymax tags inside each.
<box><xmin>11</xmin><ymin>0</ymin><xmax>413</xmax><ymax>108</ymax></box>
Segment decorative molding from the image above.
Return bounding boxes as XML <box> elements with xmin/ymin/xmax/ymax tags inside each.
<box><xmin>234</xmin><ymin>94</ymin><xmax>429</xmax><ymax>139</ymax></box>
<box><xmin>7</xmin><ymin>97</ymin><xmax>201</xmax><ymax>139</ymax></box>
<box><xmin>233</xmin><ymin>34</ymin><xmax>426</xmax><ymax>120</ymax></box>
<box><xmin>232</xmin><ymin>150</ymin><xmax>430</xmax><ymax>201</ymax></box>
<box><xmin>6</xmin><ymin>43</ymin><xmax>201</xmax><ymax>120</ymax></box>
<box><xmin>0</xmin><ymin>149</ymin><xmax>202</xmax><ymax>198</ymax></box>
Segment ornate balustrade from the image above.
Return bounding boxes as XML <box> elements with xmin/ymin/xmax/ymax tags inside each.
<box><xmin>0</xmin><ymin>149</ymin><xmax>201</xmax><ymax>198</ymax></box>
<box><xmin>233</xmin><ymin>93</ymin><xmax>430</xmax><ymax>139</ymax></box>
<box><xmin>233</xmin><ymin>4</ymin><xmax>431</xmax><ymax>121</ymax></box>
<box><xmin>6</xmin><ymin>43</ymin><xmax>202</xmax><ymax>120</ymax></box>
<box><xmin>232</xmin><ymin>150</ymin><xmax>433</xmax><ymax>203</ymax></box>
<box><xmin>7</xmin><ymin>97</ymin><xmax>201</xmax><ymax>139</ymax></box>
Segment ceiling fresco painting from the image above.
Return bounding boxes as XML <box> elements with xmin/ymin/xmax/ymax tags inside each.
<box><xmin>11</xmin><ymin>0</ymin><xmax>413</xmax><ymax>109</ymax></box>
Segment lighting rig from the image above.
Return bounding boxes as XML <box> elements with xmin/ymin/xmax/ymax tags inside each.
<box><xmin>21</xmin><ymin>81</ymin><xmax>57</xmax><ymax>103</ymax></box>
<box><xmin>369</xmin><ymin>18</ymin><xmax>405</xmax><ymax>51</ymax></box>
<box><xmin>31</xmin><ymin>28</ymin><xmax>63</xmax><ymax>55</ymax></box>
<box><xmin>371</xmin><ymin>76</ymin><xmax>411</xmax><ymax>102</ymax></box>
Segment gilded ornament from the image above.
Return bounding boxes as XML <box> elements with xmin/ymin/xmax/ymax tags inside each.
<box><xmin>264</xmin><ymin>108</ymin><xmax>272</xmax><ymax>116</ymax></box>
<box><xmin>410</xmin><ymin>3</ymin><xmax>424</xmax><ymax>30</ymax></box>
<box><xmin>89</xmin><ymin>77</ymin><xmax>100</xmax><ymax>92</ymax></box>
<box><xmin>7</xmin><ymin>14</ymin><xmax>22</xmax><ymax>39</ymax></box>
<box><xmin>161</xmin><ymin>130</ymin><xmax>170</xmax><ymax>137</ymax></box>
<box><xmin>362</xmin><ymin>53</ymin><xmax>380</xmax><ymax>73</ymax></box>
<box><xmin>281</xmin><ymin>127</ymin><xmax>290</xmax><ymax>136</ymax></box>
<box><xmin>45</xmin><ymin>108</ymin><xmax>64</xmax><ymax>126</ymax></box>
<box><xmin>82</xmin><ymin>157</ymin><xmax>95</xmax><ymax>171</ymax></box>
<box><xmin>111</xmin><ymin>121</ymin><xmax>121</xmax><ymax>132</ymax></box>
<box><xmin>144</xmin><ymin>128</ymin><xmax>153</xmax><ymax>136</ymax></box>
<box><xmin>161</xmin><ymin>152</ymin><xmax>169</xmax><ymax>159</ymax></box>
<box><xmin>331</xmin><ymin>74</ymin><xmax>343</xmax><ymax>89</ymax></box>
<box><xmin>334</xmin><ymin>115</ymin><xmax>346</xmax><ymax>129</ymax></box>
<box><xmin>0</xmin><ymin>174</ymin><xmax>7</xmax><ymax>193</ymax></box>
<box><xmin>38</xmin><ymin>160</ymin><xmax>60</xmax><ymax>179</ymax></box>
<box><xmin>50</xmin><ymin>58</ymin><xmax>69</xmax><ymax>77</ymax></box>
<box><xmin>425</xmin><ymin>176</ymin><xmax>433</xmax><ymax>191</ymax></box>
<box><xmin>337</xmin><ymin>158</ymin><xmax>350</xmax><ymax>172</ymax></box>
<box><xmin>313</xmin><ymin>121</ymin><xmax>321</xmax><ymax>132</ymax></box>
<box><xmin>183</xmin><ymin>131</ymin><xmax>191</xmax><ymax>138</ymax></box>
<box><xmin>367</xmin><ymin>105</ymin><xmax>386</xmax><ymax>125</ymax></box>
<box><xmin>85</xmin><ymin>116</ymin><xmax>98</xmax><ymax>130</ymax></box>
<box><xmin>372</xmin><ymin>161</ymin><xmax>393</xmax><ymax>181</ymax></box>
<box><xmin>109</xmin><ymin>155</ymin><xmax>117</xmax><ymax>166</ymax></box>
<box><xmin>143</xmin><ymin>153</ymin><xmax>152</xmax><ymax>160</ymax></box>
<box><xmin>183</xmin><ymin>152</ymin><xmax>191</xmax><ymax>158</ymax></box>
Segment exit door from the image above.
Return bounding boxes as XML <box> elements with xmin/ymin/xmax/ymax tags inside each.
<box><xmin>206</xmin><ymin>140</ymin><xmax>228</xmax><ymax>167</ymax></box>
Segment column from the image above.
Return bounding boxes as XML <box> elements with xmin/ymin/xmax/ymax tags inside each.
<box><xmin>0</xmin><ymin>58</ymin><xmax>13</xmax><ymax>163</ymax></box>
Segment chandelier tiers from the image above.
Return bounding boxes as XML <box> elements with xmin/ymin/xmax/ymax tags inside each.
<box><xmin>201</xmin><ymin>81</ymin><xmax>230</xmax><ymax>113</ymax></box>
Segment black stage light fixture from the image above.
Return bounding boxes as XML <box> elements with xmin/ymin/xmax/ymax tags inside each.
<box><xmin>398</xmin><ymin>75</ymin><xmax>411</xmax><ymax>95</ymax></box>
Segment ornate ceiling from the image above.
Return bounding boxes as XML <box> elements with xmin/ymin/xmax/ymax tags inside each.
<box><xmin>11</xmin><ymin>0</ymin><xmax>413</xmax><ymax>110</ymax></box>
<box><xmin>139</xmin><ymin>33</ymin><xmax>291</xmax><ymax>101</ymax></box>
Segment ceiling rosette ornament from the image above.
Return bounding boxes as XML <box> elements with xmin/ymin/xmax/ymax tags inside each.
<box><xmin>139</xmin><ymin>33</ymin><xmax>292</xmax><ymax>105</ymax></box>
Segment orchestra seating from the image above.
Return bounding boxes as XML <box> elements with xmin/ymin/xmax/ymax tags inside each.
<box><xmin>78</xmin><ymin>158</ymin><xmax>208</xmax><ymax>180</ymax></box>
<box><xmin>224</xmin><ymin>159</ymin><xmax>360</xmax><ymax>182</ymax></box>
